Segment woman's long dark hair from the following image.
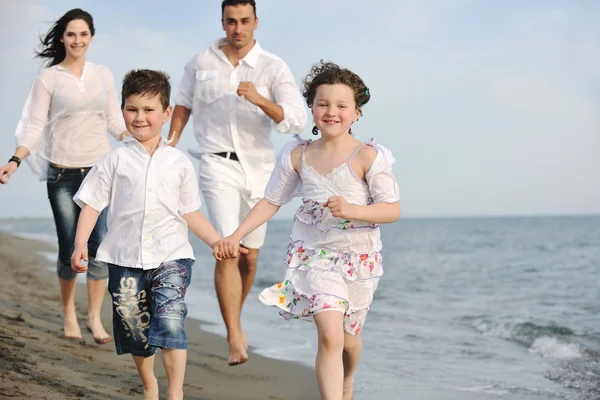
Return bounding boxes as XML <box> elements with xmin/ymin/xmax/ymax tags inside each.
<box><xmin>36</xmin><ymin>8</ymin><xmax>95</xmax><ymax>67</ymax></box>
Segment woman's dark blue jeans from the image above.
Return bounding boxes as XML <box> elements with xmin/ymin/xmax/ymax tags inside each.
<box><xmin>46</xmin><ymin>164</ymin><xmax>108</xmax><ymax>281</ymax></box>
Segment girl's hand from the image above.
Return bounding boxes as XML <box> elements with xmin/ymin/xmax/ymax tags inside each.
<box><xmin>324</xmin><ymin>196</ymin><xmax>355</xmax><ymax>219</ymax></box>
<box><xmin>71</xmin><ymin>245</ymin><xmax>89</xmax><ymax>273</ymax></box>
<box><xmin>213</xmin><ymin>236</ymin><xmax>249</xmax><ymax>260</ymax></box>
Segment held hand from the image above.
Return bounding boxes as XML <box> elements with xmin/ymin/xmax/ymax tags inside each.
<box><xmin>237</xmin><ymin>81</ymin><xmax>264</xmax><ymax>106</ymax></box>
<box><xmin>71</xmin><ymin>245</ymin><xmax>89</xmax><ymax>273</ymax></box>
<box><xmin>323</xmin><ymin>196</ymin><xmax>354</xmax><ymax>219</ymax></box>
<box><xmin>212</xmin><ymin>236</ymin><xmax>249</xmax><ymax>261</ymax></box>
<box><xmin>0</xmin><ymin>162</ymin><xmax>18</xmax><ymax>184</ymax></box>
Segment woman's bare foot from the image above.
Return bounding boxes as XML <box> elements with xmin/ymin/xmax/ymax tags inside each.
<box><xmin>343</xmin><ymin>376</ymin><xmax>354</xmax><ymax>400</ymax></box>
<box><xmin>143</xmin><ymin>377</ymin><xmax>159</xmax><ymax>400</ymax></box>
<box><xmin>86</xmin><ymin>317</ymin><xmax>112</xmax><ymax>344</ymax></box>
<box><xmin>63</xmin><ymin>312</ymin><xmax>82</xmax><ymax>340</ymax></box>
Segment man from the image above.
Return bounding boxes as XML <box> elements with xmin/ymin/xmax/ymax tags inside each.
<box><xmin>169</xmin><ymin>0</ymin><xmax>307</xmax><ymax>365</ymax></box>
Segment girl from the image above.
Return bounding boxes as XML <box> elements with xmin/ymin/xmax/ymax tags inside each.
<box><xmin>214</xmin><ymin>61</ymin><xmax>400</xmax><ymax>400</ymax></box>
<box><xmin>0</xmin><ymin>9</ymin><xmax>127</xmax><ymax>344</ymax></box>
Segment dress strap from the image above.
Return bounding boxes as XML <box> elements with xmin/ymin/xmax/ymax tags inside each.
<box><xmin>346</xmin><ymin>140</ymin><xmax>373</xmax><ymax>166</ymax></box>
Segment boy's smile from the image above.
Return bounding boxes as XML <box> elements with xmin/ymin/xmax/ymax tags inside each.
<box><xmin>123</xmin><ymin>93</ymin><xmax>171</xmax><ymax>154</ymax></box>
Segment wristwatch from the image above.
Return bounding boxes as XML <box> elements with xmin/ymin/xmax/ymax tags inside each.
<box><xmin>8</xmin><ymin>156</ymin><xmax>21</xmax><ymax>167</ymax></box>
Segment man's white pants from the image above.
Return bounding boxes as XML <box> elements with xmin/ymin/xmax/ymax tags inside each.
<box><xmin>197</xmin><ymin>153</ymin><xmax>267</xmax><ymax>249</ymax></box>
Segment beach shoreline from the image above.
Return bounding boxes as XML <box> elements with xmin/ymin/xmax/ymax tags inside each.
<box><xmin>0</xmin><ymin>233</ymin><xmax>320</xmax><ymax>400</ymax></box>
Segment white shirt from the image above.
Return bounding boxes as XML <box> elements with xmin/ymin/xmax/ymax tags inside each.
<box><xmin>15</xmin><ymin>61</ymin><xmax>125</xmax><ymax>179</ymax></box>
<box><xmin>73</xmin><ymin>136</ymin><xmax>202</xmax><ymax>270</ymax></box>
<box><xmin>174</xmin><ymin>38</ymin><xmax>307</xmax><ymax>198</ymax></box>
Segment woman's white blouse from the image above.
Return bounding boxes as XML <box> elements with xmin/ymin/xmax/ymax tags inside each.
<box><xmin>15</xmin><ymin>61</ymin><xmax>125</xmax><ymax>178</ymax></box>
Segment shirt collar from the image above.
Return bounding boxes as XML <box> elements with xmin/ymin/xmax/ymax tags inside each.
<box><xmin>123</xmin><ymin>135</ymin><xmax>172</xmax><ymax>152</ymax></box>
<box><xmin>212</xmin><ymin>37</ymin><xmax>262</xmax><ymax>68</ymax></box>
<box><xmin>55</xmin><ymin>61</ymin><xmax>90</xmax><ymax>72</ymax></box>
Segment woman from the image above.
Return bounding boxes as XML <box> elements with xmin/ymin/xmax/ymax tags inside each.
<box><xmin>0</xmin><ymin>8</ymin><xmax>127</xmax><ymax>344</ymax></box>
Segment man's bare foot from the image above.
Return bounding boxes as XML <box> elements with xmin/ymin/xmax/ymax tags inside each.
<box><xmin>143</xmin><ymin>377</ymin><xmax>159</xmax><ymax>400</ymax></box>
<box><xmin>63</xmin><ymin>313</ymin><xmax>82</xmax><ymax>340</ymax></box>
<box><xmin>343</xmin><ymin>376</ymin><xmax>354</xmax><ymax>400</ymax></box>
<box><xmin>228</xmin><ymin>341</ymin><xmax>248</xmax><ymax>366</ymax></box>
<box><xmin>86</xmin><ymin>318</ymin><xmax>112</xmax><ymax>344</ymax></box>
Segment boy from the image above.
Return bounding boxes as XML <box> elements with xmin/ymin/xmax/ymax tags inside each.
<box><xmin>70</xmin><ymin>69</ymin><xmax>243</xmax><ymax>400</ymax></box>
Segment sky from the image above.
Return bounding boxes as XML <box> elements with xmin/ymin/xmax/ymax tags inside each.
<box><xmin>0</xmin><ymin>0</ymin><xmax>599</xmax><ymax>219</ymax></box>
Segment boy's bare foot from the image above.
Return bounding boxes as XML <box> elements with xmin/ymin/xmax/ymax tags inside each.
<box><xmin>86</xmin><ymin>318</ymin><xmax>113</xmax><ymax>344</ymax></box>
<box><xmin>143</xmin><ymin>377</ymin><xmax>159</xmax><ymax>400</ymax></box>
<box><xmin>166</xmin><ymin>390</ymin><xmax>184</xmax><ymax>400</ymax></box>
<box><xmin>228</xmin><ymin>341</ymin><xmax>249</xmax><ymax>366</ymax></box>
<box><xmin>63</xmin><ymin>313</ymin><xmax>83</xmax><ymax>340</ymax></box>
<box><xmin>343</xmin><ymin>376</ymin><xmax>354</xmax><ymax>400</ymax></box>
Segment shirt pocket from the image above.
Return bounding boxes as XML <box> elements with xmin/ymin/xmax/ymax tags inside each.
<box><xmin>160</xmin><ymin>168</ymin><xmax>182</xmax><ymax>210</ymax></box>
<box><xmin>246</xmin><ymin>85</ymin><xmax>272</xmax><ymax>114</ymax></box>
<box><xmin>195</xmin><ymin>70</ymin><xmax>218</xmax><ymax>104</ymax></box>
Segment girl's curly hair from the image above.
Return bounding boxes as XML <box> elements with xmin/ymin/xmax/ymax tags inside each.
<box><xmin>302</xmin><ymin>60</ymin><xmax>371</xmax><ymax>115</ymax></box>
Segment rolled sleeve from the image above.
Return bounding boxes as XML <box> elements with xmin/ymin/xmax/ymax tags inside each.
<box><xmin>15</xmin><ymin>76</ymin><xmax>51</xmax><ymax>151</ymax></box>
<box><xmin>174</xmin><ymin>57</ymin><xmax>196</xmax><ymax>110</ymax></box>
<box><xmin>73</xmin><ymin>154</ymin><xmax>114</xmax><ymax>211</ymax></box>
<box><xmin>179</xmin><ymin>158</ymin><xmax>202</xmax><ymax>214</ymax></box>
<box><xmin>272</xmin><ymin>65</ymin><xmax>307</xmax><ymax>134</ymax></box>
<box><xmin>103</xmin><ymin>67</ymin><xmax>126</xmax><ymax>140</ymax></box>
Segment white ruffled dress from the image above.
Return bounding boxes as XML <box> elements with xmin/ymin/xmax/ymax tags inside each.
<box><xmin>258</xmin><ymin>136</ymin><xmax>399</xmax><ymax>335</ymax></box>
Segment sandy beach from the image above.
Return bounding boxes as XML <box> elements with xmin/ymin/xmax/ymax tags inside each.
<box><xmin>0</xmin><ymin>233</ymin><xmax>320</xmax><ymax>400</ymax></box>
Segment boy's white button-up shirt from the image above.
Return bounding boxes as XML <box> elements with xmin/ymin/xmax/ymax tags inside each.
<box><xmin>74</xmin><ymin>136</ymin><xmax>201</xmax><ymax>270</ymax></box>
<box><xmin>174</xmin><ymin>38</ymin><xmax>307</xmax><ymax>198</ymax></box>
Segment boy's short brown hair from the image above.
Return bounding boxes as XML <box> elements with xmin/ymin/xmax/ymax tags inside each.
<box><xmin>121</xmin><ymin>69</ymin><xmax>170</xmax><ymax>110</ymax></box>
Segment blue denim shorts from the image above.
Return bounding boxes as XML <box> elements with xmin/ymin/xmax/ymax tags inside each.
<box><xmin>46</xmin><ymin>164</ymin><xmax>108</xmax><ymax>281</ymax></box>
<box><xmin>108</xmin><ymin>259</ymin><xmax>194</xmax><ymax>357</ymax></box>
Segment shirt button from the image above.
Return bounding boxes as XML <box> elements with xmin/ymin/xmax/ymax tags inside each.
<box><xmin>148</xmin><ymin>188</ymin><xmax>153</xmax><ymax>192</ymax></box>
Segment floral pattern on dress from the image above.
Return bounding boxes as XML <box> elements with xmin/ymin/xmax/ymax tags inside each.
<box><xmin>295</xmin><ymin>199</ymin><xmax>379</xmax><ymax>232</ymax></box>
<box><xmin>259</xmin><ymin>279</ymin><xmax>366</xmax><ymax>335</ymax></box>
<box><xmin>284</xmin><ymin>240</ymin><xmax>383</xmax><ymax>281</ymax></box>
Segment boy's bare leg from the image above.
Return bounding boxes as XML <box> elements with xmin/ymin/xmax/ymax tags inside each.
<box><xmin>162</xmin><ymin>349</ymin><xmax>187</xmax><ymax>400</ymax></box>
<box><xmin>132</xmin><ymin>355</ymin><xmax>159</xmax><ymax>400</ymax></box>
<box><xmin>238</xmin><ymin>248</ymin><xmax>259</xmax><ymax>349</ymax></box>
<box><xmin>58</xmin><ymin>277</ymin><xmax>81</xmax><ymax>339</ymax></box>
<box><xmin>214</xmin><ymin>257</ymin><xmax>248</xmax><ymax>365</ymax></box>
<box><xmin>343</xmin><ymin>333</ymin><xmax>362</xmax><ymax>400</ymax></box>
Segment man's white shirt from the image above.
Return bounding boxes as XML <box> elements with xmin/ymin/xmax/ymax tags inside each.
<box><xmin>174</xmin><ymin>38</ymin><xmax>307</xmax><ymax>198</ymax></box>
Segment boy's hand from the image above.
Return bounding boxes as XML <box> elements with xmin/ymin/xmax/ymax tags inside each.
<box><xmin>71</xmin><ymin>245</ymin><xmax>89</xmax><ymax>273</ymax></box>
<box><xmin>213</xmin><ymin>236</ymin><xmax>249</xmax><ymax>260</ymax></box>
<box><xmin>323</xmin><ymin>196</ymin><xmax>355</xmax><ymax>219</ymax></box>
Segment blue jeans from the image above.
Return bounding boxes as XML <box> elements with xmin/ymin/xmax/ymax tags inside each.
<box><xmin>108</xmin><ymin>259</ymin><xmax>194</xmax><ymax>357</ymax></box>
<box><xmin>46</xmin><ymin>164</ymin><xmax>108</xmax><ymax>281</ymax></box>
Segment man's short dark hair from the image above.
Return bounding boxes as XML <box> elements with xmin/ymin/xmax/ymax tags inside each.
<box><xmin>221</xmin><ymin>0</ymin><xmax>256</xmax><ymax>17</ymax></box>
<box><xmin>121</xmin><ymin>69</ymin><xmax>171</xmax><ymax>110</ymax></box>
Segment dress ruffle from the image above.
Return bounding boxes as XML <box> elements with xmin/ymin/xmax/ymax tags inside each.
<box><xmin>295</xmin><ymin>199</ymin><xmax>379</xmax><ymax>233</ymax></box>
<box><xmin>259</xmin><ymin>279</ymin><xmax>368</xmax><ymax>335</ymax></box>
<box><xmin>285</xmin><ymin>239</ymin><xmax>383</xmax><ymax>281</ymax></box>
